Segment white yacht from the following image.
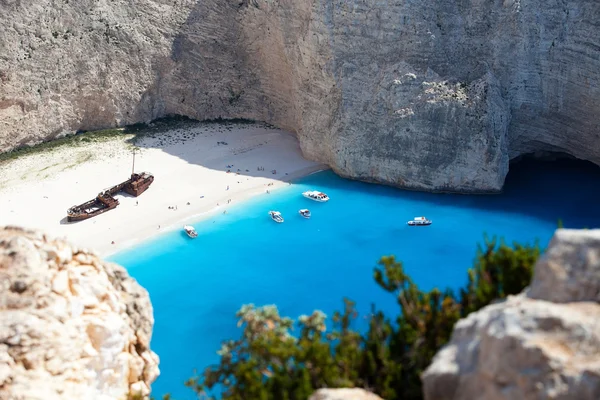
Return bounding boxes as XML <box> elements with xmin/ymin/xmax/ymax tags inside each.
<box><xmin>183</xmin><ymin>225</ymin><xmax>198</xmax><ymax>238</ymax></box>
<box><xmin>302</xmin><ymin>190</ymin><xmax>330</xmax><ymax>202</ymax></box>
<box><xmin>407</xmin><ymin>216</ymin><xmax>432</xmax><ymax>226</ymax></box>
<box><xmin>299</xmin><ymin>209</ymin><xmax>311</xmax><ymax>219</ymax></box>
<box><xmin>269</xmin><ymin>211</ymin><xmax>284</xmax><ymax>223</ymax></box>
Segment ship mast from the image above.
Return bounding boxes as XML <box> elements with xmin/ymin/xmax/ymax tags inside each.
<box><xmin>131</xmin><ymin>148</ymin><xmax>136</xmax><ymax>176</ymax></box>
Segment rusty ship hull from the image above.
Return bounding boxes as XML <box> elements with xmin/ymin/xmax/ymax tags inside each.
<box><xmin>124</xmin><ymin>172</ymin><xmax>154</xmax><ymax>197</ymax></box>
<box><xmin>66</xmin><ymin>172</ymin><xmax>153</xmax><ymax>222</ymax></box>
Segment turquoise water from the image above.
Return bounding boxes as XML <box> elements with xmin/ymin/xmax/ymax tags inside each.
<box><xmin>110</xmin><ymin>158</ymin><xmax>600</xmax><ymax>399</ymax></box>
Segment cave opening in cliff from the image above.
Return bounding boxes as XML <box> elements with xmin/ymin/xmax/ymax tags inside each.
<box><xmin>505</xmin><ymin>151</ymin><xmax>600</xmax><ymax>196</ymax></box>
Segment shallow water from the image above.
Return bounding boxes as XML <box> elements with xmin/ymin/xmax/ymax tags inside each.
<box><xmin>110</xmin><ymin>158</ymin><xmax>600</xmax><ymax>399</ymax></box>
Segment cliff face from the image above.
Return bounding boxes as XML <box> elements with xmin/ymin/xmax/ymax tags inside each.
<box><xmin>0</xmin><ymin>226</ymin><xmax>159</xmax><ymax>400</ymax></box>
<box><xmin>422</xmin><ymin>229</ymin><xmax>600</xmax><ymax>400</ymax></box>
<box><xmin>1</xmin><ymin>0</ymin><xmax>600</xmax><ymax>191</ymax></box>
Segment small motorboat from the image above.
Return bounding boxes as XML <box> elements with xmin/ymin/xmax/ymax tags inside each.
<box><xmin>183</xmin><ymin>225</ymin><xmax>198</xmax><ymax>238</ymax></box>
<box><xmin>407</xmin><ymin>216</ymin><xmax>432</xmax><ymax>226</ymax></box>
<box><xmin>299</xmin><ymin>209</ymin><xmax>311</xmax><ymax>219</ymax></box>
<box><xmin>269</xmin><ymin>211</ymin><xmax>284</xmax><ymax>223</ymax></box>
<box><xmin>302</xmin><ymin>190</ymin><xmax>330</xmax><ymax>202</ymax></box>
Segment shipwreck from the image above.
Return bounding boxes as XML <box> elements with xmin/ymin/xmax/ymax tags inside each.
<box><xmin>66</xmin><ymin>151</ymin><xmax>154</xmax><ymax>222</ymax></box>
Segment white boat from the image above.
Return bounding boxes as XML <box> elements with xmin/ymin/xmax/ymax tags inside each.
<box><xmin>302</xmin><ymin>190</ymin><xmax>330</xmax><ymax>202</ymax></box>
<box><xmin>183</xmin><ymin>225</ymin><xmax>198</xmax><ymax>238</ymax></box>
<box><xmin>407</xmin><ymin>216</ymin><xmax>432</xmax><ymax>226</ymax></box>
<box><xmin>299</xmin><ymin>209</ymin><xmax>311</xmax><ymax>219</ymax></box>
<box><xmin>269</xmin><ymin>211</ymin><xmax>284</xmax><ymax>223</ymax></box>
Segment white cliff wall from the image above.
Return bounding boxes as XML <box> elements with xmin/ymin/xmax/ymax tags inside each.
<box><xmin>1</xmin><ymin>0</ymin><xmax>599</xmax><ymax>192</ymax></box>
<box><xmin>0</xmin><ymin>226</ymin><xmax>159</xmax><ymax>400</ymax></box>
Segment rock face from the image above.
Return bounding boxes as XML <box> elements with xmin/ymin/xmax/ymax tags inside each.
<box><xmin>308</xmin><ymin>388</ymin><xmax>384</xmax><ymax>400</ymax></box>
<box><xmin>1</xmin><ymin>0</ymin><xmax>600</xmax><ymax>192</ymax></box>
<box><xmin>0</xmin><ymin>226</ymin><xmax>159</xmax><ymax>400</ymax></box>
<box><xmin>422</xmin><ymin>229</ymin><xmax>600</xmax><ymax>400</ymax></box>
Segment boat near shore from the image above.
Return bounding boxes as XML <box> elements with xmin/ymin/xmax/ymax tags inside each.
<box><xmin>302</xmin><ymin>190</ymin><xmax>329</xmax><ymax>202</ymax></box>
<box><xmin>269</xmin><ymin>211</ymin><xmax>284</xmax><ymax>223</ymax></box>
<box><xmin>184</xmin><ymin>225</ymin><xmax>198</xmax><ymax>238</ymax></box>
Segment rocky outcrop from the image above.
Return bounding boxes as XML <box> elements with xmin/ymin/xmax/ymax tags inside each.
<box><xmin>422</xmin><ymin>229</ymin><xmax>600</xmax><ymax>400</ymax></box>
<box><xmin>0</xmin><ymin>226</ymin><xmax>159</xmax><ymax>400</ymax></box>
<box><xmin>1</xmin><ymin>0</ymin><xmax>600</xmax><ymax>192</ymax></box>
<box><xmin>308</xmin><ymin>388</ymin><xmax>384</xmax><ymax>400</ymax></box>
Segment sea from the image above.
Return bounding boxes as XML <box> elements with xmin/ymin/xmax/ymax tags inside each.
<box><xmin>109</xmin><ymin>157</ymin><xmax>600</xmax><ymax>399</ymax></box>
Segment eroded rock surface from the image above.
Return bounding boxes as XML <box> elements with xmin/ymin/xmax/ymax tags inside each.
<box><xmin>422</xmin><ymin>229</ymin><xmax>600</xmax><ymax>400</ymax></box>
<box><xmin>0</xmin><ymin>226</ymin><xmax>159</xmax><ymax>400</ymax></box>
<box><xmin>1</xmin><ymin>0</ymin><xmax>600</xmax><ymax>192</ymax></box>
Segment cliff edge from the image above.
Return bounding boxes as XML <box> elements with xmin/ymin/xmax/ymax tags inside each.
<box><xmin>422</xmin><ymin>229</ymin><xmax>600</xmax><ymax>399</ymax></box>
<box><xmin>1</xmin><ymin>0</ymin><xmax>600</xmax><ymax>192</ymax></box>
<box><xmin>0</xmin><ymin>226</ymin><xmax>159</xmax><ymax>400</ymax></box>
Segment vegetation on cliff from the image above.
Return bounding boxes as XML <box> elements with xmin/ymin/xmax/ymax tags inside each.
<box><xmin>174</xmin><ymin>236</ymin><xmax>539</xmax><ymax>400</ymax></box>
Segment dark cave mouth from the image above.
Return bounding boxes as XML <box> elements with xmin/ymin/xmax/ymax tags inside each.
<box><xmin>505</xmin><ymin>150</ymin><xmax>600</xmax><ymax>191</ymax></box>
<box><xmin>508</xmin><ymin>150</ymin><xmax>600</xmax><ymax>175</ymax></box>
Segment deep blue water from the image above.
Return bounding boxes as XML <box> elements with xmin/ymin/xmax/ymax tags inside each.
<box><xmin>110</xmin><ymin>158</ymin><xmax>600</xmax><ymax>399</ymax></box>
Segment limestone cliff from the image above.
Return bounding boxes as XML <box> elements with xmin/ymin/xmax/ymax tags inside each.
<box><xmin>0</xmin><ymin>226</ymin><xmax>159</xmax><ymax>400</ymax></box>
<box><xmin>1</xmin><ymin>0</ymin><xmax>600</xmax><ymax>192</ymax></box>
<box><xmin>422</xmin><ymin>229</ymin><xmax>600</xmax><ymax>400</ymax></box>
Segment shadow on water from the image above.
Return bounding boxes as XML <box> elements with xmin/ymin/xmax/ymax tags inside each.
<box><xmin>324</xmin><ymin>155</ymin><xmax>600</xmax><ymax>229</ymax></box>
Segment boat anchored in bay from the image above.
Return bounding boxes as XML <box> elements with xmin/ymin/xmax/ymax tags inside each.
<box><xmin>269</xmin><ymin>211</ymin><xmax>284</xmax><ymax>223</ymax></box>
<box><xmin>302</xmin><ymin>190</ymin><xmax>330</xmax><ymax>202</ymax></box>
<box><xmin>184</xmin><ymin>225</ymin><xmax>198</xmax><ymax>238</ymax></box>
<box><xmin>299</xmin><ymin>209</ymin><xmax>311</xmax><ymax>219</ymax></box>
<box><xmin>407</xmin><ymin>216</ymin><xmax>432</xmax><ymax>226</ymax></box>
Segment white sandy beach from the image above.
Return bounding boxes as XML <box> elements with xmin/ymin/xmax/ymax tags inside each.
<box><xmin>0</xmin><ymin>123</ymin><xmax>325</xmax><ymax>257</ymax></box>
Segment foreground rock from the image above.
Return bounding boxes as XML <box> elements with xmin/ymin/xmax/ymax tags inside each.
<box><xmin>0</xmin><ymin>226</ymin><xmax>159</xmax><ymax>400</ymax></box>
<box><xmin>422</xmin><ymin>229</ymin><xmax>600</xmax><ymax>400</ymax></box>
<box><xmin>2</xmin><ymin>0</ymin><xmax>600</xmax><ymax>192</ymax></box>
<box><xmin>309</xmin><ymin>388</ymin><xmax>384</xmax><ymax>400</ymax></box>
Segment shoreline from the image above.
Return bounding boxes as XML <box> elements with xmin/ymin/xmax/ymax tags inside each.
<box><xmin>104</xmin><ymin>164</ymin><xmax>328</xmax><ymax>258</ymax></box>
<box><xmin>0</xmin><ymin>123</ymin><xmax>327</xmax><ymax>257</ymax></box>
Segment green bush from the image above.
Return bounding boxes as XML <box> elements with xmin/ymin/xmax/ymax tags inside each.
<box><xmin>174</xmin><ymin>236</ymin><xmax>540</xmax><ymax>400</ymax></box>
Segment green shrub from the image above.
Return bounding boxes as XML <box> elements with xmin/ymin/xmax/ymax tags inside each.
<box><xmin>176</xmin><ymin>236</ymin><xmax>540</xmax><ymax>400</ymax></box>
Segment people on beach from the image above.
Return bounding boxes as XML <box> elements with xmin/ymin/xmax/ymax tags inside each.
<box><xmin>226</xmin><ymin>185</ymin><xmax>229</xmax><ymax>190</ymax></box>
